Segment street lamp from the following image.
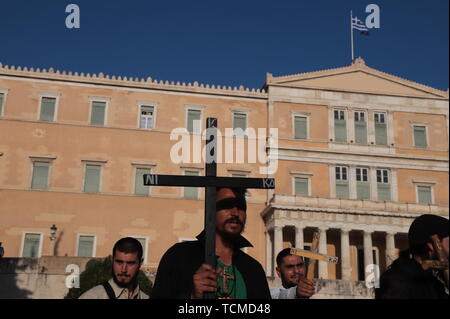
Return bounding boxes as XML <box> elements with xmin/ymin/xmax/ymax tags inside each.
<box><xmin>50</xmin><ymin>224</ymin><xmax>57</xmax><ymax>256</ymax></box>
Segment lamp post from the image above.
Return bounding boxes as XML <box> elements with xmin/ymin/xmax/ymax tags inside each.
<box><xmin>50</xmin><ymin>224</ymin><xmax>57</xmax><ymax>256</ymax></box>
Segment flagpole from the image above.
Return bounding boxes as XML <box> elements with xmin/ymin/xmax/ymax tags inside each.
<box><xmin>350</xmin><ymin>10</ymin><xmax>354</xmax><ymax>62</ymax></box>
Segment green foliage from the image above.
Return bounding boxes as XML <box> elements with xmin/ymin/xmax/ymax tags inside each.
<box><xmin>65</xmin><ymin>257</ymin><xmax>152</xmax><ymax>299</ymax></box>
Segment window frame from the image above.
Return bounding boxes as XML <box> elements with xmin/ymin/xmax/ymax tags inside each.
<box><xmin>138</xmin><ymin>102</ymin><xmax>158</xmax><ymax>130</ymax></box>
<box><xmin>292</xmin><ymin>176</ymin><xmax>311</xmax><ymax>196</ymax></box>
<box><xmin>82</xmin><ymin>161</ymin><xmax>105</xmax><ymax>193</ymax></box>
<box><xmin>185</xmin><ymin>106</ymin><xmax>204</xmax><ymax>134</ymax></box>
<box><xmin>415</xmin><ymin>183</ymin><xmax>435</xmax><ymax>204</ymax></box>
<box><xmin>0</xmin><ymin>88</ymin><xmax>9</xmax><ymax>117</ymax></box>
<box><xmin>292</xmin><ymin>113</ymin><xmax>309</xmax><ymax>140</ymax></box>
<box><xmin>89</xmin><ymin>97</ymin><xmax>110</xmax><ymax>126</ymax></box>
<box><xmin>75</xmin><ymin>233</ymin><xmax>97</xmax><ymax>257</ymax></box>
<box><xmin>412</xmin><ymin>124</ymin><xmax>428</xmax><ymax>149</ymax></box>
<box><xmin>183</xmin><ymin>169</ymin><xmax>200</xmax><ymax>199</ymax></box>
<box><xmin>374</xmin><ymin>111</ymin><xmax>388</xmax><ymax>146</ymax></box>
<box><xmin>37</xmin><ymin>93</ymin><xmax>60</xmax><ymax>122</ymax></box>
<box><xmin>333</xmin><ymin>109</ymin><xmax>347</xmax><ymax>143</ymax></box>
<box><xmin>20</xmin><ymin>232</ymin><xmax>43</xmax><ymax>258</ymax></box>
<box><xmin>29</xmin><ymin>156</ymin><xmax>55</xmax><ymax>190</ymax></box>
<box><xmin>128</xmin><ymin>235</ymin><xmax>149</xmax><ymax>265</ymax></box>
<box><xmin>134</xmin><ymin>166</ymin><xmax>153</xmax><ymax>196</ymax></box>
<box><xmin>354</xmin><ymin>110</ymin><xmax>368</xmax><ymax>145</ymax></box>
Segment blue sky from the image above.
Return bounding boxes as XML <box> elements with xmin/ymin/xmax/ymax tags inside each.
<box><xmin>0</xmin><ymin>0</ymin><xmax>448</xmax><ymax>90</ymax></box>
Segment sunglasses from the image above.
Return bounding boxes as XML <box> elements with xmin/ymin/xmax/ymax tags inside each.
<box><xmin>216</xmin><ymin>197</ymin><xmax>247</xmax><ymax>212</ymax></box>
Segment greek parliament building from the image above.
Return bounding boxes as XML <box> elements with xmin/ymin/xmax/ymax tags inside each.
<box><xmin>0</xmin><ymin>58</ymin><xmax>448</xmax><ymax>287</ymax></box>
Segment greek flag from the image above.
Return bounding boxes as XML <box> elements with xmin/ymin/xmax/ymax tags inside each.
<box><xmin>352</xmin><ymin>16</ymin><xmax>370</xmax><ymax>35</ymax></box>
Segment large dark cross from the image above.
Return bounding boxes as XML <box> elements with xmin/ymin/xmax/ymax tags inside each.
<box><xmin>143</xmin><ymin>118</ymin><xmax>275</xmax><ymax>299</ymax></box>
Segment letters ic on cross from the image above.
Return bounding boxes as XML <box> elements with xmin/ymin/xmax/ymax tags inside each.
<box><xmin>143</xmin><ymin>118</ymin><xmax>275</xmax><ymax>298</ymax></box>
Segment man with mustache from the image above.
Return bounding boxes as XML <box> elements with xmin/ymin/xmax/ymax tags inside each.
<box><xmin>151</xmin><ymin>187</ymin><xmax>271</xmax><ymax>299</ymax></box>
<box><xmin>270</xmin><ymin>248</ymin><xmax>316</xmax><ymax>299</ymax></box>
<box><xmin>79</xmin><ymin>237</ymin><xmax>149</xmax><ymax>299</ymax></box>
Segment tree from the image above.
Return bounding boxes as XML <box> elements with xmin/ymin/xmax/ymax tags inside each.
<box><xmin>65</xmin><ymin>256</ymin><xmax>152</xmax><ymax>299</ymax></box>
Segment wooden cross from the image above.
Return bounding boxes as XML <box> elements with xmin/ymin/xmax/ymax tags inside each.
<box><xmin>219</xmin><ymin>267</ymin><xmax>235</xmax><ymax>295</ymax></box>
<box><xmin>289</xmin><ymin>232</ymin><xmax>339</xmax><ymax>280</ymax></box>
<box><xmin>143</xmin><ymin>118</ymin><xmax>275</xmax><ymax>298</ymax></box>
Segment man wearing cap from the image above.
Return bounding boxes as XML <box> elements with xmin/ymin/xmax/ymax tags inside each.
<box><xmin>376</xmin><ymin>214</ymin><xmax>448</xmax><ymax>299</ymax></box>
<box><xmin>151</xmin><ymin>187</ymin><xmax>271</xmax><ymax>299</ymax></box>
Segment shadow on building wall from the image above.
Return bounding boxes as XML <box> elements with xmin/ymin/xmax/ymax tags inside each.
<box><xmin>0</xmin><ymin>258</ymin><xmax>35</xmax><ymax>299</ymax></box>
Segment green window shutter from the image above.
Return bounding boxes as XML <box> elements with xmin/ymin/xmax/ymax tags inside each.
<box><xmin>414</xmin><ymin>126</ymin><xmax>427</xmax><ymax>149</ymax></box>
<box><xmin>135</xmin><ymin>168</ymin><xmax>151</xmax><ymax>196</ymax></box>
<box><xmin>295</xmin><ymin>177</ymin><xmax>309</xmax><ymax>196</ymax></box>
<box><xmin>336</xmin><ymin>181</ymin><xmax>349</xmax><ymax>198</ymax></box>
<box><xmin>78</xmin><ymin>236</ymin><xmax>94</xmax><ymax>257</ymax></box>
<box><xmin>23</xmin><ymin>234</ymin><xmax>41</xmax><ymax>257</ymax></box>
<box><xmin>184</xmin><ymin>171</ymin><xmax>199</xmax><ymax>199</ymax></box>
<box><xmin>375</xmin><ymin>123</ymin><xmax>387</xmax><ymax>145</ymax></box>
<box><xmin>355</xmin><ymin>121</ymin><xmax>367</xmax><ymax>144</ymax></box>
<box><xmin>40</xmin><ymin>97</ymin><xmax>56</xmax><ymax>122</ymax></box>
<box><xmin>233</xmin><ymin>113</ymin><xmax>247</xmax><ymax>131</ymax></box>
<box><xmin>84</xmin><ymin>165</ymin><xmax>101</xmax><ymax>193</ymax></box>
<box><xmin>0</xmin><ymin>93</ymin><xmax>4</xmax><ymax>115</ymax></box>
<box><xmin>334</xmin><ymin>120</ymin><xmax>347</xmax><ymax>142</ymax></box>
<box><xmin>294</xmin><ymin>116</ymin><xmax>307</xmax><ymax>140</ymax></box>
<box><xmin>187</xmin><ymin>110</ymin><xmax>201</xmax><ymax>133</ymax></box>
<box><xmin>417</xmin><ymin>186</ymin><xmax>432</xmax><ymax>204</ymax></box>
<box><xmin>377</xmin><ymin>184</ymin><xmax>391</xmax><ymax>201</ymax></box>
<box><xmin>357</xmin><ymin>182</ymin><xmax>370</xmax><ymax>199</ymax></box>
<box><xmin>91</xmin><ymin>101</ymin><xmax>106</xmax><ymax>126</ymax></box>
<box><xmin>31</xmin><ymin>162</ymin><xmax>50</xmax><ymax>190</ymax></box>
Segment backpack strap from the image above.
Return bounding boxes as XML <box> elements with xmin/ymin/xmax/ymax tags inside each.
<box><xmin>102</xmin><ymin>282</ymin><xmax>116</xmax><ymax>299</ymax></box>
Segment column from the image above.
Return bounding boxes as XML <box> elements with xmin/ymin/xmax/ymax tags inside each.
<box><xmin>363</xmin><ymin>230</ymin><xmax>374</xmax><ymax>281</ymax></box>
<box><xmin>340</xmin><ymin>228</ymin><xmax>352</xmax><ymax>280</ymax></box>
<box><xmin>295</xmin><ymin>225</ymin><xmax>304</xmax><ymax>249</ymax></box>
<box><xmin>318</xmin><ymin>227</ymin><xmax>329</xmax><ymax>279</ymax></box>
<box><xmin>266</xmin><ymin>229</ymin><xmax>273</xmax><ymax>276</ymax></box>
<box><xmin>385</xmin><ymin>231</ymin><xmax>396</xmax><ymax>268</ymax></box>
<box><xmin>273</xmin><ymin>226</ymin><xmax>283</xmax><ymax>274</ymax></box>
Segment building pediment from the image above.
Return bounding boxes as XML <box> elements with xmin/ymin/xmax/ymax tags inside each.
<box><xmin>266</xmin><ymin>58</ymin><xmax>448</xmax><ymax>99</ymax></box>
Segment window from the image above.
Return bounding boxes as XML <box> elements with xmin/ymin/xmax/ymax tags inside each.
<box><xmin>354</xmin><ymin>111</ymin><xmax>367</xmax><ymax>144</ymax></box>
<box><xmin>139</xmin><ymin>105</ymin><xmax>155</xmax><ymax>130</ymax></box>
<box><xmin>39</xmin><ymin>97</ymin><xmax>57</xmax><ymax>122</ymax></box>
<box><xmin>294</xmin><ymin>116</ymin><xmax>308</xmax><ymax>140</ymax></box>
<box><xmin>90</xmin><ymin>101</ymin><xmax>106</xmax><ymax>126</ymax></box>
<box><xmin>22</xmin><ymin>233</ymin><xmax>42</xmax><ymax>257</ymax></box>
<box><xmin>187</xmin><ymin>109</ymin><xmax>201</xmax><ymax>133</ymax></box>
<box><xmin>31</xmin><ymin>162</ymin><xmax>50</xmax><ymax>190</ymax></box>
<box><xmin>84</xmin><ymin>164</ymin><xmax>101</xmax><ymax>193</ymax></box>
<box><xmin>233</xmin><ymin>112</ymin><xmax>247</xmax><ymax>135</ymax></box>
<box><xmin>135</xmin><ymin>168</ymin><xmax>151</xmax><ymax>196</ymax></box>
<box><xmin>0</xmin><ymin>92</ymin><xmax>4</xmax><ymax>115</ymax></box>
<box><xmin>335</xmin><ymin>166</ymin><xmax>349</xmax><ymax>198</ymax></box>
<box><xmin>334</xmin><ymin>110</ymin><xmax>347</xmax><ymax>142</ymax></box>
<box><xmin>294</xmin><ymin>177</ymin><xmax>309</xmax><ymax>196</ymax></box>
<box><xmin>131</xmin><ymin>236</ymin><xmax>148</xmax><ymax>263</ymax></box>
<box><xmin>374</xmin><ymin>113</ymin><xmax>387</xmax><ymax>146</ymax></box>
<box><xmin>413</xmin><ymin>125</ymin><xmax>427</xmax><ymax>149</ymax></box>
<box><xmin>417</xmin><ymin>185</ymin><xmax>432</xmax><ymax>204</ymax></box>
<box><xmin>356</xmin><ymin>168</ymin><xmax>370</xmax><ymax>199</ymax></box>
<box><xmin>376</xmin><ymin>169</ymin><xmax>391</xmax><ymax>201</ymax></box>
<box><xmin>77</xmin><ymin>235</ymin><xmax>95</xmax><ymax>257</ymax></box>
<box><xmin>184</xmin><ymin>171</ymin><xmax>199</xmax><ymax>199</ymax></box>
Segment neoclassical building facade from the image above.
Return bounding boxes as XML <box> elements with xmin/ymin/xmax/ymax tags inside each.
<box><xmin>0</xmin><ymin>58</ymin><xmax>448</xmax><ymax>286</ymax></box>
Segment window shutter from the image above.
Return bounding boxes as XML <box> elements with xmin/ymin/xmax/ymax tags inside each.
<box><xmin>0</xmin><ymin>93</ymin><xmax>4</xmax><ymax>115</ymax></box>
<box><xmin>135</xmin><ymin>168</ymin><xmax>151</xmax><ymax>196</ymax></box>
<box><xmin>23</xmin><ymin>234</ymin><xmax>41</xmax><ymax>257</ymax></box>
<box><xmin>91</xmin><ymin>101</ymin><xmax>106</xmax><ymax>126</ymax></box>
<box><xmin>334</xmin><ymin>119</ymin><xmax>347</xmax><ymax>142</ymax></box>
<box><xmin>78</xmin><ymin>236</ymin><xmax>94</xmax><ymax>257</ymax></box>
<box><xmin>184</xmin><ymin>171</ymin><xmax>199</xmax><ymax>199</ymax></box>
<box><xmin>375</xmin><ymin>123</ymin><xmax>387</xmax><ymax>145</ymax></box>
<box><xmin>355</xmin><ymin>121</ymin><xmax>367</xmax><ymax>144</ymax></box>
<box><xmin>187</xmin><ymin>110</ymin><xmax>201</xmax><ymax>133</ymax></box>
<box><xmin>31</xmin><ymin>162</ymin><xmax>50</xmax><ymax>190</ymax></box>
<box><xmin>414</xmin><ymin>126</ymin><xmax>427</xmax><ymax>149</ymax></box>
<box><xmin>233</xmin><ymin>113</ymin><xmax>247</xmax><ymax>131</ymax></box>
<box><xmin>40</xmin><ymin>97</ymin><xmax>56</xmax><ymax>122</ymax></box>
<box><xmin>377</xmin><ymin>184</ymin><xmax>391</xmax><ymax>201</ymax></box>
<box><xmin>295</xmin><ymin>177</ymin><xmax>309</xmax><ymax>196</ymax></box>
<box><xmin>336</xmin><ymin>181</ymin><xmax>349</xmax><ymax>198</ymax></box>
<box><xmin>294</xmin><ymin>116</ymin><xmax>307</xmax><ymax>140</ymax></box>
<box><xmin>357</xmin><ymin>182</ymin><xmax>370</xmax><ymax>199</ymax></box>
<box><xmin>84</xmin><ymin>165</ymin><xmax>101</xmax><ymax>193</ymax></box>
<box><xmin>417</xmin><ymin>186</ymin><xmax>432</xmax><ymax>204</ymax></box>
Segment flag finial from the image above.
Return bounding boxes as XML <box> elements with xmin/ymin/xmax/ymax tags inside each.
<box><xmin>352</xmin><ymin>57</ymin><xmax>366</xmax><ymax>66</ymax></box>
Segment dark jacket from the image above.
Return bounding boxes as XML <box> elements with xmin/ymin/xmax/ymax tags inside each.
<box><xmin>375</xmin><ymin>255</ymin><xmax>448</xmax><ymax>299</ymax></box>
<box><xmin>151</xmin><ymin>231</ymin><xmax>271</xmax><ymax>299</ymax></box>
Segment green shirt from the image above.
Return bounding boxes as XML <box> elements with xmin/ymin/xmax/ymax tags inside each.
<box><xmin>216</xmin><ymin>259</ymin><xmax>247</xmax><ymax>299</ymax></box>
